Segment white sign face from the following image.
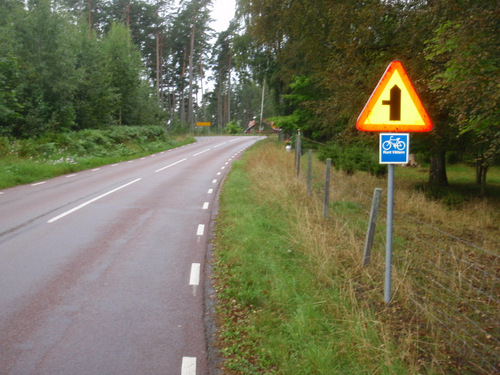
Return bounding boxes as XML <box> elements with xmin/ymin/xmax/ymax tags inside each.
<box><xmin>379</xmin><ymin>133</ymin><xmax>409</xmax><ymax>164</ymax></box>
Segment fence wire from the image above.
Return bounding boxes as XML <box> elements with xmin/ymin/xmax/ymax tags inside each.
<box><xmin>317</xmin><ymin>167</ymin><xmax>499</xmax><ymax>374</ymax></box>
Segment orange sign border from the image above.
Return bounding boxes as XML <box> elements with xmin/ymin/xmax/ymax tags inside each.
<box><xmin>356</xmin><ymin>60</ymin><xmax>432</xmax><ymax>132</ymax></box>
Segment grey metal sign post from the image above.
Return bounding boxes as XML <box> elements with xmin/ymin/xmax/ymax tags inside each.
<box><xmin>380</xmin><ymin>133</ymin><xmax>409</xmax><ymax>303</ymax></box>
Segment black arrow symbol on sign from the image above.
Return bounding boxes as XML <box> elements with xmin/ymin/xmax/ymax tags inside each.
<box><xmin>382</xmin><ymin>85</ymin><xmax>401</xmax><ymax>121</ymax></box>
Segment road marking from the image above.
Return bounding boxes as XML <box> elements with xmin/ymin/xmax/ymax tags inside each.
<box><xmin>193</xmin><ymin>149</ymin><xmax>210</xmax><ymax>156</ymax></box>
<box><xmin>181</xmin><ymin>357</ymin><xmax>196</xmax><ymax>375</ymax></box>
<box><xmin>127</xmin><ymin>160</ymin><xmax>134</xmax><ymax>163</ymax></box>
<box><xmin>91</xmin><ymin>168</ymin><xmax>100</xmax><ymax>171</ymax></box>
<box><xmin>203</xmin><ymin>202</ymin><xmax>209</xmax><ymax>209</ymax></box>
<box><xmin>217</xmin><ymin>172</ymin><xmax>221</xmax><ymax>176</ymax></box>
<box><xmin>48</xmin><ymin>178</ymin><xmax>142</xmax><ymax>223</ymax></box>
<box><xmin>31</xmin><ymin>181</ymin><xmax>46</xmax><ymax>186</ymax></box>
<box><xmin>140</xmin><ymin>157</ymin><xmax>146</xmax><ymax>160</ymax></box>
<box><xmin>212</xmin><ymin>179</ymin><xmax>217</xmax><ymax>184</ymax></box>
<box><xmin>0</xmin><ymin>192</ymin><xmax>4</xmax><ymax>195</ymax></box>
<box><xmin>189</xmin><ymin>263</ymin><xmax>200</xmax><ymax>285</ymax></box>
<box><xmin>155</xmin><ymin>158</ymin><xmax>187</xmax><ymax>173</ymax></box>
<box><xmin>111</xmin><ymin>164</ymin><xmax>118</xmax><ymax>167</ymax></box>
<box><xmin>214</xmin><ymin>142</ymin><xmax>227</xmax><ymax>148</ymax></box>
<box><xmin>197</xmin><ymin>224</ymin><xmax>205</xmax><ymax>236</ymax></box>
<box><xmin>221</xmin><ymin>166</ymin><xmax>225</xmax><ymax>170</ymax></box>
<box><xmin>225</xmin><ymin>162</ymin><xmax>229</xmax><ymax>165</ymax></box>
<box><xmin>66</xmin><ymin>174</ymin><xmax>77</xmax><ymax>178</ymax></box>
<box><xmin>207</xmin><ymin>189</ymin><xmax>213</xmax><ymax>194</ymax></box>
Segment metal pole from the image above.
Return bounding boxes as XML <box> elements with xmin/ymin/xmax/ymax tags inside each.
<box><xmin>363</xmin><ymin>188</ymin><xmax>382</xmax><ymax>266</ymax></box>
<box><xmin>307</xmin><ymin>150</ymin><xmax>312</xmax><ymax>197</ymax></box>
<box><xmin>296</xmin><ymin>130</ymin><xmax>301</xmax><ymax>177</ymax></box>
<box><xmin>324</xmin><ymin>158</ymin><xmax>331</xmax><ymax>218</ymax></box>
<box><xmin>385</xmin><ymin>164</ymin><xmax>394</xmax><ymax>303</ymax></box>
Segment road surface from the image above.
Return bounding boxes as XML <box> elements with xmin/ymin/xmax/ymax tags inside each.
<box><xmin>0</xmin><ymin>136</ymin><xmax>263</xmax><ymax>375</ymax></box>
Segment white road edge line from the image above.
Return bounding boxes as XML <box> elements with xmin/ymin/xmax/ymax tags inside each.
<box><xmin>181</xmin><ymin>356</ymin><xmax>196</xmax><ymax>375</ymax></box>
<box><xmin>47</xmin><ymin>178</ymin><xmax>142</xmax><ymax>223</ymax></box>
<box><xmin>155</xmin><ymin>158</ymin><xmax>187</xmax><ymax>173</ymax></box>
<box><xmin>66</xmin><ymin>174</ymin><xmax>77</xmax><ymax>178</ymax></box>
<box><xmin>189</xmin><ymin>263</ymin><xmax>200</xmax><ymax>285</ymax></box>
<box><xmin>197</xmin><ymin>224</ymin><xmax>205</xmax><ymax>236</ymax></box>
<box><xmin>31</xmin><ymin>181</ymin><xmax>46</xmax><ymax>186</ymax></box>
<box><xmin>212</xmin><ymin>179</ymin><xmax>217</xmax><ymax>184</ymax></box>
<box><xmin>207</xmin><ymin>188</ymin><xmax>213</xmax><ymax>194</ymax></box>
<box><xmin>202</xmin><ymin>202</ymin><xmax>209</xmax><ymax>209</ymax></box>
<box><xmin>193</xmin><ymin>148</ymin><xmax>210</xmax><ymax>156</ymax></box>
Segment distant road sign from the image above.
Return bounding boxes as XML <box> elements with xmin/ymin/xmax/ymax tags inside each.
<box><xmin>380</xmin><ymin>133</ymin><xmax>409</xmax><ymax>164</ymax></box>
<box><xmin>196</xmin><ymin>122</ymin><xmax>211</xmax><ymax>127</ymax></box>
<box><xmin>357</xmin><ymin>60</ymin><xmax>432</xmax><ymax>132</ymax></box>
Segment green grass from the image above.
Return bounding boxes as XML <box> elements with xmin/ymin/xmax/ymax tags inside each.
<box><xmin>213</xmin><ymin>146</ymin><xmax>408</xmax><ymax>374</ymax></box>
<box><xmin>0</xmin><ymin>127</ymin><xmax>195</xmax><ymax>189</ymax></box>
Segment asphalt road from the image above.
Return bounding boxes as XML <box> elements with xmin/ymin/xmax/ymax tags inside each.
<box><xmin>0</xmin><ymin>136</ymin><xmax>263</xmax><ymax>375</ymax></box>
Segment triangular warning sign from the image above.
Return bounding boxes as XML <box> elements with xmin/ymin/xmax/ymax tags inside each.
<box><xmin>356</xmin><ymin>60</ymin><xmax>432</xmax><ymax>132</ymax></box>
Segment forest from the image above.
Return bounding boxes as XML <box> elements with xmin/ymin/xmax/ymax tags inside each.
<box><xmin>0</xmin><ymin>0</ymin><xmax>498</xmax><ymax>191</ymax></box>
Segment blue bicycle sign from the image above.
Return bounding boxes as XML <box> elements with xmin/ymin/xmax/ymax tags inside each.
<box><xmin>380</xmin><ymin>133</ymin><xmax>409</xmax><ymax>164</ymax></box>
<box><xmin>382</xmin><ymin>135</ymin><xmax>406</xmax><ymax>151</ymax></box>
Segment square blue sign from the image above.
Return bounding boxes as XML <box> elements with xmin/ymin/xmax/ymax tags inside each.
<box><xmin>379</xmin><ymin>133</ymin><xmax>409</xmax><ymax>164</ymax></box>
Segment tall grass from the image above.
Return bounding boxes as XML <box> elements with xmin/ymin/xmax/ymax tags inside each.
<box><xmin>212</xmin><ymin>139</ymin><xmax>499</xmax><ymax>374</ymax></box>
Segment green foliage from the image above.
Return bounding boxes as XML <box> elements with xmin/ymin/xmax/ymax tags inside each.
<box><xmin>0</xmin><ymin>127</ymin><xmax>193</xmax><ymax>189</ymax></box>
<box><xmin>0</xmin><ymin>2</ymin><xmax>163</xmax><ymax>138</ymax></box>
<box><xmin>319</xmin><ymin>143</ymin><xmax>386</xmax><ymax>177</ymax></box>
<box><xmin>236</xmin><ymin>0</ymin><xmax>497</xmax><ymax>192</ymax></box>
<box><xmin>224</xmin><ymin>120</ymin><xmax>243</xmax><ymax>134</ymax></box>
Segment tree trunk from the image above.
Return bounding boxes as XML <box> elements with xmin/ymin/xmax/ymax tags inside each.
<box><xmin>227</xmin><ymin>53</ymin><xmax>232</xmax><ymax>124</ymax></box>
<box><xmin>429</xmin><ymin>148</ymin><xmax>448</xmax><ymax>186</ymax></box>
<box><xmin>88</xmin><ymin>0</ymin><xmax>91</xmax><ymax>39</ymax></box>
<box><xmin>187</xmin><ymin>23</ymin><xmax>195</xmax><ymax>129</ymax></box>
<box><xmin>156</xmin><ymin>33</ymin><xmax>160</xmax><ymax>98</ymax></box>
<box><xmin>179</xmin><ymin>49</ymin><xmax>187</xmax><ymax>125</ymax></box>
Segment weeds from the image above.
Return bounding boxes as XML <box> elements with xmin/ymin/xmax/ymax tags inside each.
<box><xmin>0</xmin><ymin>127</ymin><xmax>194</xmax><ymax>189</ymax></box>
<box><xmin>212</xmin><ymin>139</ymin><xmax>499</xmax><ymax>374</ymax></box>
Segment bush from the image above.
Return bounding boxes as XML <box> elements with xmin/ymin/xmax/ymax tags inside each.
<box><xmin>319</xmin><ymin>142</ymin><xmax>386</xmax><ymax>176</ymax></box>
<box><xmin>225</xmin><ymin>121</ymin><xmax>243</xmax><ymax>134</ymax></box>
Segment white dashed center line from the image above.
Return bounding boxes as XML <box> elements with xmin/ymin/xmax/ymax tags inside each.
<box><xmin>48</xmin><ymin>178</ymin><xmax>142</xmax><ymax>223</ymax></box>
<box><xmin>189</xmin><ymin>263</ymin><xmax>200</xmax><ymax>285</ymax></box>
<box><xmin>193</xmin><ymin>149</ymin><xmax>210</xmax><ymax>156</ymax></box>
<box><xmin>181</xmin><ymin>357</ymin><xmax>196</xmax><ymax>375</ymax></box>
<box><xmin>155</xmin><ymin>158</ymin><xmax>187</xmax><ymax>173</ymax></box>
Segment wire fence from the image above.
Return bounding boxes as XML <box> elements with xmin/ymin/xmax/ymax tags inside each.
<box><xmin>329</xmin><ymin>165</ymin><xmax>499</xmax><ymax>374</ymax></box>
<box><xmin>292</xmin><ymin>137</ymin><xmax>499</xmax><ymax>373</ymax></box>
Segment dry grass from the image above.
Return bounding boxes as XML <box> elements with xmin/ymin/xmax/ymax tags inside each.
<box><xmin>238</xmin><ymin>139</ymin><xmax>499</xmax><ymax>374</ymax></box>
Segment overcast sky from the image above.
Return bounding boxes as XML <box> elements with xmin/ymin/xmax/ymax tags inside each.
<box><xmin>210</xmin><ymin>0</ymin><xmax>236</xmax><ymax>32</ymax></box>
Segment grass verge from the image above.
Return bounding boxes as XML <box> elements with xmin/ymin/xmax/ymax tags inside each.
<box><xmin>212</xmin><ymin>139</ymin><xmax>499</xmax><ymax>374</ymax></box>
<box><xmin>0</xmin><ymin>127</ymin><xmax>194</xmax><ymax>189</ymax></box>
<box><xmin>212</xmin><ymin>141</ymin><xmax>408</xmax><ymax>374</ymax></box>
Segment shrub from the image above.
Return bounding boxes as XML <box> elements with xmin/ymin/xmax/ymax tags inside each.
<box><xmin>319</xmin><ymin>143</ymin><xmax>386</xmax><ymax>176</ymax></box>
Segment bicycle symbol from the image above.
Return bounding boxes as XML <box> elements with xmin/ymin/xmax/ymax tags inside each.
<box><xmin>382</xmin><ymin>136</ymin><xmax>406</xmax><ymax>151</ymax></box>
